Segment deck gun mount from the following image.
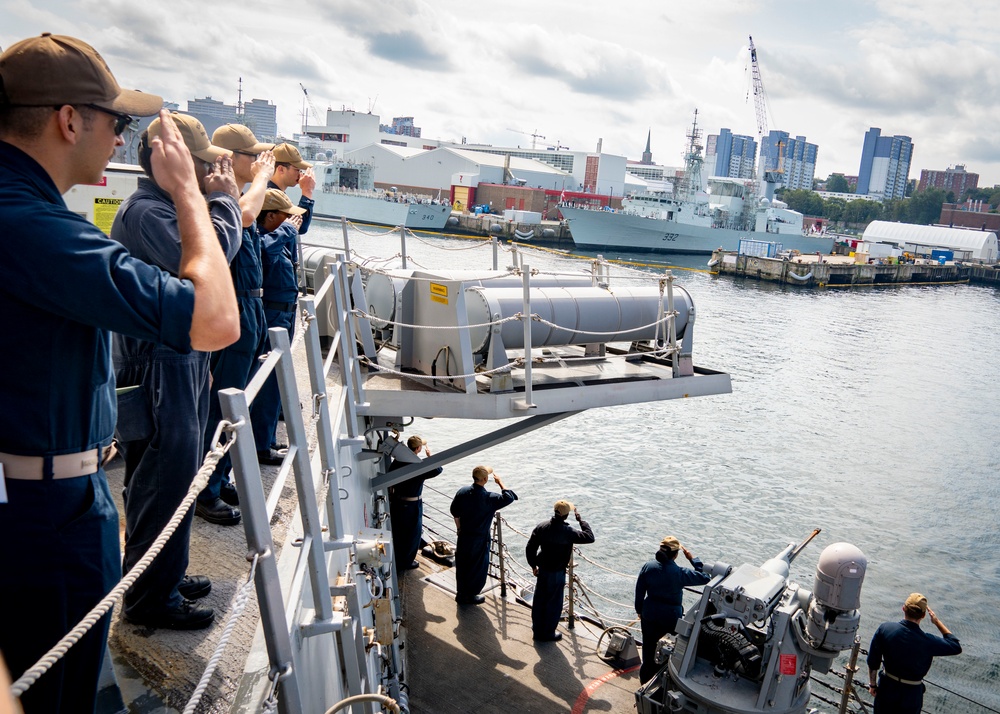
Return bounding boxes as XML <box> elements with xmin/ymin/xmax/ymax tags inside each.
<box><xmin>637</xmin><ymin>531</ymin><xmax>867</xmax><ymax>714</ymax></box>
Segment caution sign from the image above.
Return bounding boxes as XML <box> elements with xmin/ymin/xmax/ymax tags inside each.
<box><xmin>93</xmin><ymin>197</ymin><xmax>123</xmax><ymax>235</ymax></box>
<box><xmin>429</xmin><ymin>282</ymin><xmax>449</xmax><ymax>305</ymax></box>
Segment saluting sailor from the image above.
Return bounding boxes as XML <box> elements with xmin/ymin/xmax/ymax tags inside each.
<box><xmin>0</xmin><ymin>34</ymin><xmax>238</xmax><ymax>712</ymax></box>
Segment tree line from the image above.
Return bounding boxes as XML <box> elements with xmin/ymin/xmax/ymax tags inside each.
<box><xmin>777</xmin><ymin>180</ymin><xmax>1000</xmax><ymax>230</ymax></box>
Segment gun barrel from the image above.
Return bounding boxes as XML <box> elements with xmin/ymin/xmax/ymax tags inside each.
<box><xmin>788</xmin><ymin>528</ymin><xmax>822</xmax><ymax>564</ymax></box>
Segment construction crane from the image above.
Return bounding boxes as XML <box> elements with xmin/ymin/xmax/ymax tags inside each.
<box><xmin>299</xmin><ymin>83</ymin><xmax>323</xmax><ymax>131</ymax></box>
<box><xmin>747</xmin><ymin>35</ymin><xmax>783</xmax><ymax>190</ymax></box>
<box><xmin>506</xmin><ymin>127</ymin><xmax>546</xmax><ymax>149</ymax></box>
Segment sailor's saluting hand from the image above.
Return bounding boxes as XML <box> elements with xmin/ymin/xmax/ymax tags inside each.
<box><xmin>298</xmin><ymin>167</ymin><xmax>316</xmax><ymax>198</ymax></box>
<box><xmin>148</xmin><ymin>109</ymin><xmax>197</xmax><ymax>197</ymax></box>
<box><xmin>251</xmin><ymin>149</ymin><xmax>275</xmax><ymax>182</ymax></box>
<box><xmin>204</xmin><ymin>155</ymin><xmax>240</xmax><ymax>199</ymax></box>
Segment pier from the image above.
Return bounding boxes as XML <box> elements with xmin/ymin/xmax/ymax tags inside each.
<box><xmin>710</xmin><ymin>250</ymin><xmax>972</xmax><ymax>287</ymax></box>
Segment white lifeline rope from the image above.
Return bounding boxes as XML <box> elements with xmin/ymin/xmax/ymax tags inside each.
<box><xmin>10</xmin><ymin>421</ymin><xmax>238</xmax><ymax>698</ymax></box>
<box><xmin>345</xmin><ymin>221</ymin><xmax>401</xmax><ymax>237</ymax></box>
<box><xmin>532</xmin><ymin>313</ymin><xmax>673</xmax><ymax>338</ymax></box>
<box><xmin>353</xmin><ymin>307</ymin><xmax>524</xmax><ymax>332</ymax></box>
<box><xmin>358</xmin><ymin>355</ymin><xmax>521</xmax><ymax>381</ymax></box>
<box><xmin>182</xmin><ymin>552</ymin><xmax>261</xmax><ymax>714</ymax></box>
<box><xmin>404</xmin><ymin>229</ymin><xmax>501</xmax><ymax>252</ymax></box>
<box><xmin>358</xmin><ymin>263</ymin><xmax>523</xmax><ymax>283</ymax></box>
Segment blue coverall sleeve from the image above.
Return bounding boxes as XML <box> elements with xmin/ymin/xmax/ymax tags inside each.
<box><xmin>207</xmin><ymin>192</ymin><xmax>243</xmax><ymax>263</ymax></box>
<box><xmin>635</xmin><ymin>567</ymin><xmax>648</xmax><ymax>615</ymax></box>
<box><xmin>526</xmin><ymin>529</ymin><xmax>539</xmax><ymax>568</ymax></box>
<box><xmin>297</xmin><ymin>195</ymin><xmax>314</xmax><ymax>234</ymax></box>
<box><xmin>261</xmin><ymin>223</ymin><xmax>298</xmax><ymax>256</ymax></box>
<box><xmin>574</xmin><ymin>519</ymin><xmax>596</xmax><ymax>544</ymax></box>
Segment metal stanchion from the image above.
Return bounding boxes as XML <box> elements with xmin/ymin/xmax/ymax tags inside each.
<box><xmin>567</xmin><ymin>558</ymin><xmax>576</xmax><ymax>629</ymax></box>
<box><xmin>495</xmin><ymin>514</ymin><xmax>507</xmax><ymax>598</ymax></box>
<box><xmin>838</xmin><ymin>637</ymin><xmax>862</xmax><ymax>714</ymax></box>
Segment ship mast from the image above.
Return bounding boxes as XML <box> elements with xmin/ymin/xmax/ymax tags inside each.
<box><xmin>677</xmin><ymin>109</ymin><xmax>705</xmax><ymax>201</ymax></box>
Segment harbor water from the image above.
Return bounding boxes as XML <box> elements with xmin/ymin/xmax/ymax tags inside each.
<box><xmin>311</xmin><ymin>222</ymin><xmax>1000</xmax><ymax>713</ymax></box>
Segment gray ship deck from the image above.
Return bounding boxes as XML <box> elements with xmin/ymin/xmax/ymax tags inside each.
<box><xmin>400</xmin><ymin>557</ymin><xmax>640</xmax><ymax>713</ymax></box>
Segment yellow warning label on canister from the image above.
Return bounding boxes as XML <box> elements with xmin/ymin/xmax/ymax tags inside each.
<box><xmin>430</xmin><ymin>282</ymin><xmax>448</xmax><ymax>305</ymax></box>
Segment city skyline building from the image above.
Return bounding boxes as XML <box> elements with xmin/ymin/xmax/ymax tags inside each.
<box><xmin>760</xmin><ymin>130</ymin><xmax>817</xmax><ymax>190</ymax></box>
<box><xmin>706</xmin><ymin>128</ymin><xmax>757</xmax><ymax>179</ymax></box>
<box><xmin>380</xmin><ymin>116</ymin><xmax>422</xmax><ymax>138</ymax></box>
<box><xmin>856</xmin><ymin>127</ymin><xmax>913</xmax><ymax>200</ymax></box>
<box><xmin>242</xmin><ymin>98</ymin><xmax>278</xmax><ymax>142</ymax></box>
<box><xmin>186</xmin><ymin>96</ymin><xmax>277</xmax><ymax>142</ymax></box>
<box><xmin>918</xmin><ymin>164</ymin><xmax>978</xmax><ymax>197</ymax></box>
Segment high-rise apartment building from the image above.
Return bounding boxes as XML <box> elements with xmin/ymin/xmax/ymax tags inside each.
<box><xmin>706</xmin><ymin>128</ymin><xmax>757</xmax><ymax>179</ymax></box>
<box><xmin>390</xmin><ymin>116</ymin><xmax>421</xmax><ymax>138</ymax></box>
<box><xmin>856</xmin><ymin>128</ymin><xmax>913</xmax><ymax>200</ymax></box>
<box><xmin>242</xmin><ymin>98</ymin><xmax>278</xmax><ymax>142</ymax></box>
<box><xmin>187</xmin><ymin>96</ymin><xmax>278</xmax><ymax>142</ymax></box>
<box><xmin>917</xmin><ymin>164</ymin><xmax>978</xmax><ymax>197</ymax></box>
<box><xmin>760</xmin><ymin>130</ymin><xmax>817</xmax><ymax>190</ymax></box>
<box><xmin>187</xmin><ymin>97</ymin><xmax>237</xmax><ymax>123</ymax></box>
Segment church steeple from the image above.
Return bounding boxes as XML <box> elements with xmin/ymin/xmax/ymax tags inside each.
<box><xmin>641</xmin><ymin>128</ymin><xmax>652</xmax><ymax>165</ymax></box>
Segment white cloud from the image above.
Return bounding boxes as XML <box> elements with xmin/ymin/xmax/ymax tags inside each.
<box><xmin>3</xmin><ymin>0</ymin><xmax>1000</xmax><ymax>184</ymax></box>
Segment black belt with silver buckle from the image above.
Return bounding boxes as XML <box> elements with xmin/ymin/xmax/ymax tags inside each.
<box><xmin>235</xmin><ymin>289</ymin><xmax>264</xmax><ymax>298</ymax></box>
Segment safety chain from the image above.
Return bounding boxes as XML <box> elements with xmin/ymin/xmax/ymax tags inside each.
<box><xmin>10</xmin><ymin>420</ymin><xmax>241</xmax><ymax>697</ymax></box>
<box><xmin>182</xmin><ymin>552</ymin><xmax>261</xmax><ymax>714</ymax></box>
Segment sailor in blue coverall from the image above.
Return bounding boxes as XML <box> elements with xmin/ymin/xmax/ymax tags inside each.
<box><xmin>111</xmin><ymin>114</ymin><xmax>241</xmax><ymax>628</ymax></box>
<box><xmin>449</xmin><ymin>466</ymin><xmax>517</xmax><ymax>604</ymax></box>
<box><xmin>634</xmin><ymin>537</ymin><xmax>711</xmax><ymax>683</ymax></box>
<box><xmin>525</xmin><ymin>501</ymin><xmax>595</xmax><ymax>641</ymax></box>
<box><xmin>387</xmin><ymin>435</ymin><xmax>442</xmax><ymax>570</ymax></box>
<box><xmin>249</xmin><ymin>143</ymin><xmax>314</xmax><ymax>460</ymax></box>
<box><xmin>0</xmin><ymin>33</ymin><xmax>238</xmax><ymax>713</ymax></box>
<box><xmin>867</xmin><ymin>593</ymin><xmax>962</xmax><ymax>713</ymax></box>
<box><xmin>197</xmin><ymin>124</ymin><xmax>276</xmax><ymax>518</ymax></box>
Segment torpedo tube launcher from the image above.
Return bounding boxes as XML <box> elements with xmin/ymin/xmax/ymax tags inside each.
<box><xmin>362</xmin><ymin>268</ymin><xmax>694</xmax><ymax>385</ymax></box>
<box><xmin>638</xmin><ymin>531</ymin><xmax>868</xmax><ymax>714</ymax></box>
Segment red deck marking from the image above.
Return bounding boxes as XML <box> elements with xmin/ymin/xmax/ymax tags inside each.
<box><xmin>571</xmin><ymin>664</ymin><xmax>640</xmax><ymax>714</ymax></box>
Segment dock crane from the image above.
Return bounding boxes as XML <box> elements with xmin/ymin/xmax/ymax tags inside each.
<box><xmin>747</xmin><ymin>36</ymin><xmax>783</xmax><ymax>192</ymax></box>
<box><xmin>506</xmin><ymin>127</ymin><xmax>546</xmax><ymax>149</ymax></box>
<box><xmin>299</xmin><ymin>83</ymin><xmax>323</xmax><ymax>131</ymax></box>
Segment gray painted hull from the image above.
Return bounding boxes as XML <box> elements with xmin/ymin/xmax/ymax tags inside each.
<box><xmin>310</xmin><ymin>192</ymin><xmax>451</xmax><ymax>230</ymax></box>
<box><xmin>561</xmin><ymin>207</ymin><xmax>835</xmax><ymax>255</ymax></box>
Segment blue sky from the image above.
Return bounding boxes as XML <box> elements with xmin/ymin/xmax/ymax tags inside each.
<box><xmin>5</xmin><ymin>0</ymin><xmax>1000</xmax><ymax>185</ymax></box>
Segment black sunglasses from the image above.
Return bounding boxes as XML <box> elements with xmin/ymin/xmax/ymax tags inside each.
<box><xmin>85</xmin><ymin>104</ymin><xmax>136</xmax><ymax>136</ymax></box>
